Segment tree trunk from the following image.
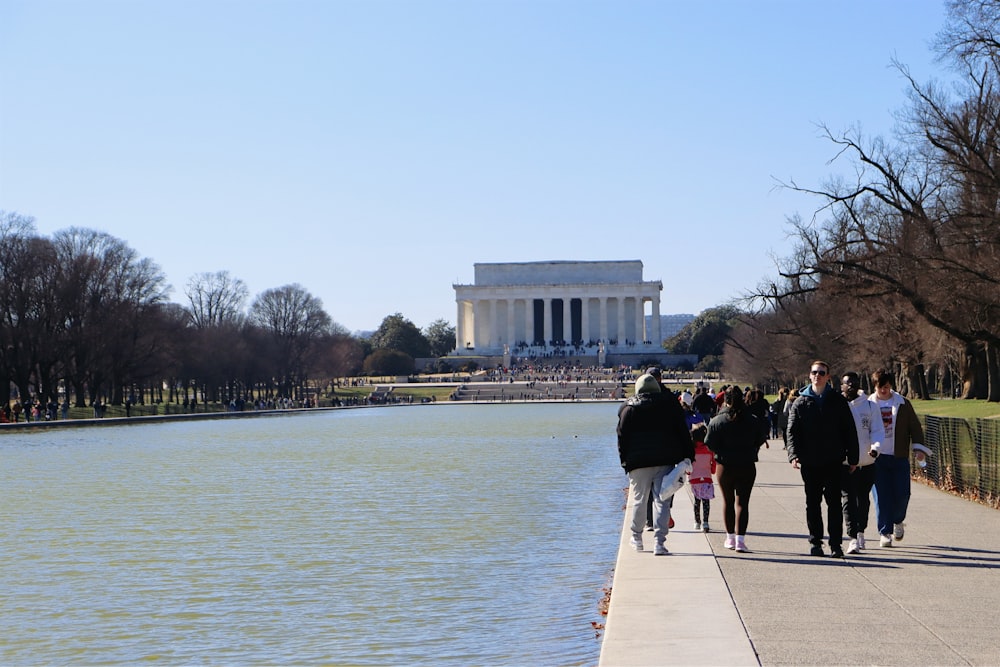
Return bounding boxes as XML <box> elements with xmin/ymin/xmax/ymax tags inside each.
<box><xmin>961</xmin><ymin>342</ymin><xmax>988</xmax><ymax>399</ymax></box>
<box><xmin>987</xmin><ymin>341</ymin><xmax>1000</xmax><ymax>403</ymax></box>
<box><xmin>915</xmin><ymin>364</ymin><xmax>929</xmax><ymax>399</ymax></box>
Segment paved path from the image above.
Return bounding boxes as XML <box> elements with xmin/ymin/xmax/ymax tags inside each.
<box><xmin>600</xmin><ymin>439</ymin><xmax>1000</xmax><ymax>666</ymax></box>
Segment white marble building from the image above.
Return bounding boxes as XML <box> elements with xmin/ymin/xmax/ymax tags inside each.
<box><xmin>452</xmin><ymin>260</ymin><xmax>662</xmax><ymax>355</ymax></box>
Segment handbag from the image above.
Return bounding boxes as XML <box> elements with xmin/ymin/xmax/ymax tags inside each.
<box><xmin>659</xmin><ymin>459</ymin><xmax>692</xmax><ymax>501</ymax></box>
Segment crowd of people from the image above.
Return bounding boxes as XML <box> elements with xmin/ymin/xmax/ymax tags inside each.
<box><xmin>616</xmin><ymin>362</ymin><xmax>928</xmax><ymax>557</ymax></box>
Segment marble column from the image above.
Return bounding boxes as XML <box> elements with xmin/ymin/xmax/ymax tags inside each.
<box><xmin>617</xmin><ymin>299</ymin><xmax>626</xmax><ymax>345</ymax></box>
<box><xmin>563</xmin><ymin>297</ymin><xmax>572</xmax><ymax>344</ymax></box>
<box><xmin>526</xmin><ymin>298</ymin><xmax>535</xmax><ymax>345</ymax></box>
<box><xmin>543</xmin><ymin>298</ymin><xmax>553</xmax><ymax>345</ymax></box>
<box><xmin>635</xmin><ymin>299</ymin><xmax>644</xmax><ymax>343</ymax></box>
<box><xmin>651</xmin><ymin>295</ymin><xmax>661</xmax><ymax>344</ymax></box>
<box><xmin>599</xmin><ymin>297</ymin><xmax>608</xmax><ymax>343</ymax></box>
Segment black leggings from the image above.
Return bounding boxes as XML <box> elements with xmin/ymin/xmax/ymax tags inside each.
<box><xmin>717</xmin><ymin>462</ymin><xmax>757</xmax><ymax>536</ymax></box>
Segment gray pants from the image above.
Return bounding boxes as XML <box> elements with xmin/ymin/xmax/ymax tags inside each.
<box><xmin>628</xmin><ymin>465</ymin><xmax>673</xmax><ymax>542</ymax></box>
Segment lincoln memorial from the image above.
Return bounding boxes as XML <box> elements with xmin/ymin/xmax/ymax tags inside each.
<box><xmin>452</xmin><ymin>260</ymin><xmax>662</xmax><ymax>356</ymax></box>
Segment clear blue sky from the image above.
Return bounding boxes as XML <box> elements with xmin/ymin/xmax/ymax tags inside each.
<box><xmin>1</xmin><ymin>0</ymin><xmax>949</xmax><ymax>334</ymax></box>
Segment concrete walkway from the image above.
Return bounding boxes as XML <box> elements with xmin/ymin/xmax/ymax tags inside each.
<box><xmin>599</xmin><ymin>439</ymin><xmax>1000</xmax><ymax>666</ymax></box>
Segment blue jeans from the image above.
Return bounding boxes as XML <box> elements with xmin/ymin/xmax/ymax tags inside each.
<box><xmin>628</xmin><ymin>465</ymin><xmax>673</xmax><ymax>541</ymax></box>
<box><xmin>873</xmin><ymin>454</ymin><xmax>911</xmax><ymax>535</ymax></box>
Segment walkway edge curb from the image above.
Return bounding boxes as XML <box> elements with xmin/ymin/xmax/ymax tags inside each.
<box><xmin>599</xmin><ymin>487</ymin><xmax>759</xmax><ymax>666</ymax></box>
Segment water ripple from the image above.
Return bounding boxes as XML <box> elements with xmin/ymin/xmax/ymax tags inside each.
<box><xmin>0</xmin><ymin>404</ymin><xmax>622</xmax><ymax>666</ymax></box>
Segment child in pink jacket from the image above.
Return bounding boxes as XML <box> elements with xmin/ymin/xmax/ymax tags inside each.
<box><xmin>688</xmin><ymin>423</ymin><xmax>716</xmax><ymax>532</ymax></box>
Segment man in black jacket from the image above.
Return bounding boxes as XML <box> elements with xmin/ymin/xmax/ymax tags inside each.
<box><xmin>786</xmin><ymin>360</ymin><xmax>860</xmax><ymax>558</ymax></box>
<box><xmin>617</xmin><ymin>373</ymin><xmax>694</xmax><ymax>556</ymax></box>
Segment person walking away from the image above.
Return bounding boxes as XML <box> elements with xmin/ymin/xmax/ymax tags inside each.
<box><xmin>786</xmin><ymin>360</ymin><xmax>860</xmax><ymax>558</ymax></box>
<box><xmin>688</xmin><ymin>423</ymin><xmax>716</xmax><ymax>532</ymax></box>
<box><xmin>704</xmin><ymin>386</ymin><xmax>768</xmax><ymax>553</ymax></box>
<box><xmin>643</xmin><ymin>367</ymin><xmax>676</xmax><ymax>531</ymax></box>
<box><xmin>692</xmin><ymin>386</ymin><xmax>717</xmax><ymax>425</ymax></box>
<box><xmin>840</xmin><ymin>372</ymin><xmax>885</xmax><ymax>554</ymax></box>
<box><xmin>772</xmin><ymin>387</ymin><xmax>789</xmax><ymax>440</ymax></box>
<box><xmin>869</xmin><ymin>369</ymin><xmax>927</xmax><ymax>547</ymax></box>
<box><xmin>617</xmin><ymin>373</ymin><xmax>695</xmax><ymax>556</ymax></box>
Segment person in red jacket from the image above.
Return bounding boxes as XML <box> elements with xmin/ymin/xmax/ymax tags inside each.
<box><xmin>687</xmin><ymin>423</ymin><xmax>716</xmax><ymax>532</ymax></box>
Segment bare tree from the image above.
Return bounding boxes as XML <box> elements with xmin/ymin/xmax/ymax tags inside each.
<box><xmin>0</xmin><ymin>212</ymin><xmax>63</xmax><ymax>408</ymax></box>
<box><xmin>51</xmin><ymin>227</ymin><xmax>169</xmax><ymax>406</ymax></box>
<box><xmin>248</xmin><ymin>283</ymin><xmax>333</xmax><ymax>397</ymax></box>
<box><xmin>184</xmin><ymin>271</ymin><xmax>248</xmax><ymax>329</ymax></box>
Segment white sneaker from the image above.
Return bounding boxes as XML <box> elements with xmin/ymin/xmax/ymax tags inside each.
<box><xmin>847</xmin><ymin>539</ymin><xmax>860</xmax><ymax>554</ymax></box>
<box><xmin>702</xmin><ymin>522</ymin><xmax>711</xmax><ymax>533</ymax></box>
<box><xmin>723</xmin><ymin>534</ymin><xmax>736</xmax><ymax>550</ymax></box>
<box><xmin>734</xmin><ymin>537</ymin><xmax>749</xmax><ymax>553</ymax></box>
<box><xmin>893</xmin><ymin>523</ymin><xmax>905</xmax><ymax>541</ymax></box>
<box><xmin>630</xmin><ymin>535</ymin><xmax>643</xmax><ymax>552</ymax></box>
<box><xmin>653</xmin><ymin>543</ymin><xmax>669</xmax><ymax>556</ymax></box>
<box><xmin>693</xmin><ymin>521</ymin><xmax>702</xmax><ymax>531</ymax></box>
<box><xmin>880</xmin><ymin>534</ymin><xmax>893</xmax><ymax>547</ymax></box>
<box><xmin>857</xmin><ymin>533</ymin><xmax>866</xmax><ymax>550</ymax></box>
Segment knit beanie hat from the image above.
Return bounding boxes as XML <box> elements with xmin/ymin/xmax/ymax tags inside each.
<box><xmin>635</xmin><ymin>374</ymin><xmax>661</xmax><ymax>395</ymax></box>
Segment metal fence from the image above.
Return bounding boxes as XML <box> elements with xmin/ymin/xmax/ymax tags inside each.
<box><xmin>918</xmin><ymin>416</ymin><xmax>1000</xmax><ymax>507</ymax></box>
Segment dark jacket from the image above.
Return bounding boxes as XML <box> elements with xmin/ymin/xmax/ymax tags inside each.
<box><xmin>786</xmin><ymin>385</ymin><xmax>860</xmax><ymax>467</ymax></box>
<box><xmin>704</xmin><ymin>408</ymin><xmax>767</xmax><ymax>466</ymax></box>
<box><xmin>617</xmin><ymin>392</ymin><xmax>695</xmax><ymax>472</ymax></box>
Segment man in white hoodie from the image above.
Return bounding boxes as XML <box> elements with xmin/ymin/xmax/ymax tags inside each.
<box><xmin>840</xmin><ymin>372</ymin><xmax>886</xmax><ymax>554</ymax></box>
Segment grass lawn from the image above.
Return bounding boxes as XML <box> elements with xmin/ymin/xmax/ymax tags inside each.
<box><xmin>909</xmin><ymin>398</ymin><xmax>1000</xmax><ymax>420</ymax></box>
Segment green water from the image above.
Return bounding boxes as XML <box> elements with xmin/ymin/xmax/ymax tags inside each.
<box><xmin>0</xmin><ymin>403</ymin><xmax>624</xmax><ymax>665</ymax></box>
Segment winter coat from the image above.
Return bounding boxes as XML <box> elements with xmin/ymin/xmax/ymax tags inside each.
<box><xmin>786</xmin><ymin>385</ymin><xmax>860</xmax><ymax>467</ymax></box>
<box><xmin>704</xmin><ymin>408</ymin><xmax>767</xmax><ymax>466</ymax></box>
<box><xmin>868</xmin><ymin>390</ymin><xmax>925</xmax><ymax>458</ymax></box>
<box><xmin>617</xmin><ymin>392</ymin><xmax>695</xmax><ymax>473</ymax></box>
<box><xmin>847</xmin><ymin>392</ymin><xmax>885</xmax><ymax>467</ymax></box>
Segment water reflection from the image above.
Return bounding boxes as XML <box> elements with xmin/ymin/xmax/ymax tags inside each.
<box><xmin>0</xmin><ymin>403</ymin><xmax>623</xmax><ymax>666</ymax></box>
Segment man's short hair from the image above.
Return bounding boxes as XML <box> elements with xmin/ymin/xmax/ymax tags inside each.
<box><xmin>872</xmin><ymin>368</ymin><xmax>894</xmax><ymax>387</ymax></box>
<box><xmin>810</xmin><ymin>360</ymin><xmax>830</xmax><ymax>372</ymax></box>
<box><xmin>645</xmin><ymin>366</ymin><xmax>662</xmax><ymax>379</ymax></box>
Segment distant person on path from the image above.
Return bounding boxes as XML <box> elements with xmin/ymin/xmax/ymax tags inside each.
<box><xmin>687</xmin><ymin>422</ymin><xmax>716</xmax><ymax>533</ymax></box>
<box><xmin>786</xmin><ymin>360</ymin><xmax>859</xmax><ymax>558</ymax></box>
<box><xmin>692</xmin><ymin>386</ymin><xmax>717</xmax><ymax>424</ymax></box>
<box><xmin>772</xmin><ymin>387</ymin><xmax>790</xmax><ymax>440</ymax></box>
<box><xmin>840</xmin><ymin>371</ymin><xmax>885</xmax><ymax>554</ymax></box>
<box><xmin>869</xmin><ymin>369</ymin><xmax>927</xmax><ymax>547</ymax></box>
<box><xmin>704</xmin><ymin>386</ymin><xmax>768</xmax><ymax>553</ymax></box>
<box><xmin>781</xmin><ymin>387</ymin><xmax>799</xmax><ymax>449</ymax></box>
<box><xmin>617</xmin><ymin>373</ymin><xmax>694</xmax><ymax>556</ymax></box>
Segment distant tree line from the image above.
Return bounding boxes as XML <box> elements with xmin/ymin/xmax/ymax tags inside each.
<box><xmin>0</xmin><ymin>213</ymin><xmax>457</xmax><ymax>409</ymax></box>
<box><xmin>724</xmin><ymin>0</ymin><xmax>1000</xmax><ymax>402</ymax></box>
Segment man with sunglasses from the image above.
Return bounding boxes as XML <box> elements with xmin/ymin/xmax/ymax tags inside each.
<box><xmin>786</xmin><ymin>360</ymin><xmax>860</xmax><ymax>558</ymax></box>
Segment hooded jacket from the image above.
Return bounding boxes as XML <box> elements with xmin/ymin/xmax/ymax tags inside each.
<box><xmin>868</xmin><ymin>389</ymin><xmax>924</xmax><ymax>457</ymax></box>
<box><xmin>704</xmin><ymin>407</ymin><xmax>767</xmax><ymax>466</ymax></box>
<box><xmin>786</xmin><ymin>384</ymin><xmax>860</xmax><ymax>467</ymax></box>
<box><xmin>847</xmin><ymin>391</ymin><xmax>885</xmax><ymax>467</ymax></box>
<box><xmin>617</xmin><ymin>392</ymin><xmax>695</xmax><ymax>472</ymax></box>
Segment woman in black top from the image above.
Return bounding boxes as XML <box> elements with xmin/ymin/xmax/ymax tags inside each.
<box><xmin>704</xmin><ymin>386</ymin><xmax>768</xmax><ymax>553</ymax></box>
